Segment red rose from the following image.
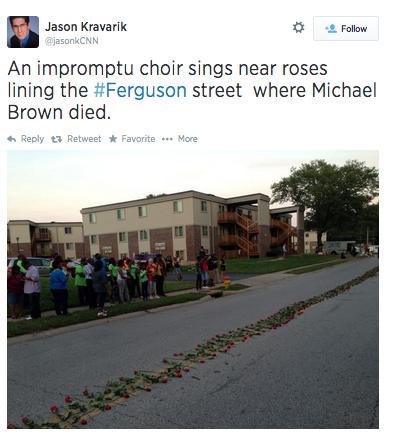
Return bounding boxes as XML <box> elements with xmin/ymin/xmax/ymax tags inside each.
<box><xmin>7</xmin><ymin>424</ymin><xmax>15</xmax><ymax>429</ymax></box>
<box><xmin>22</xmin><ymin>417</ymin><xmax>29</xmax><ymax>424</ymax></box>
<box><xmin>162</xmin><ymin>358</ymin><xmax>168</xmax><ymax>363</ymax></box>
<box><xmin>184</xmin><ymin>368</ymin><xmax>190</xmax><ymax>372</ymax></box>
<box><xmin>200</xmin><ymin>360</ymin><xmax>205</xmax><ymax>363</ymax></box>
<box><xmin>83</xmin><ymin>389</ymin><xmax>88</xmax><ymax>396</ymax></box>
<box><xmin>161</xmin><ymin>379</ymin><xmax>167</xmax><ymax>384</ymax></box>
<box><xmin>197</xmin><ymin>344</ymin><xmax>201</xmax><ymax>348</ymax></box>
<box><xmin>119</xmin><ymin>376</ymin><xmax>124</xmax><ymax>381</ymax></box>
<box><xmin>212</xmin><ymin>353</ymin><xmax>217</xmax><ymax>357</ymax></box>
<box><xmin>145</xmin><ymin>387</ymin><xmax>151</xmax><ymax>392</ymax></box>
<box><xmin>134</xmin><ymin>370</ymin><xmax>138</xmax><ymax>375</ymax></box>
<box><xmin>65</xmin><ymin>396</ymin><xmax>72</xmax><ymax>403</ymax></box>
<box><xmin>175</xmin><ymin>369</ymin><xmax>181</xmax><ymax>374</ymax></box>
<box><xmin>123</xmin><ymin>393</ymin><xmax>130</xmax><ymax>399</ymax></box>
<box><xmin>178</xmin><ymin>352</ymin><xmax>183</xmax><ymax>356</ymax></box>
<box><xmin>176</xmin><ymin>373</ymin><xmax>182</xmax><ymax>378</ymax></box>
<box><xmin>81</xmin><ymin>419</ymin><xmax>87</xmax><ymax>425</ymax></box>
<box><xmin>105</xmin><ymin>404</ymin><xmax>112</xmax><ymax>411</ymax></box>
<box><xmin>223</xmin><ymin>349</ymin><xmax>228</xmax><ymax>353</ymax></box>
<box><xmin>173</xmin><ymin>353</ymin><xmax>178</xmax><ymax>356</ymax></box>
<box><xmin>51</xmin><ymin>406</ymin><xmax>58</xmax><ymax>413</ymax></box>
<box><xmin>227</xmin><ymin>345</ymin><xmax>231</xmax><ymax>349</ymax></box>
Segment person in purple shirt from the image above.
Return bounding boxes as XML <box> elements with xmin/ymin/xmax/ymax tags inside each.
<box><xmin>22</xmin><ymin>260</ymin><xmax>41</xmax><ymax>320</ymax></box>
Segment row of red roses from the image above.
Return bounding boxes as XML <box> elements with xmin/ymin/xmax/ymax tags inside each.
<box><xmin>7</xmin><ymin>266</ymin><xmax>378</xmax><ymax>429</ymax></box>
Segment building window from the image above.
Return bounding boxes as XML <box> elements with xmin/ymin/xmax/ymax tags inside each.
<box><xmin>89</xmin><ymin>213</ymin><xmax>97</xmax><ymax>223</ymax></box>
<box><xmin>140</xmin><ymin>230</ymin><xmax>148</xmax><ymax>240</ymax></box>
<box><xmin>218</xmin><ymin>205</ymin><xmax>225</xmax><ymax>212</ymax></box>
<box><xmin>117</xmin><ymin>209</ymin><xmax>125</xmax><ymax>220</ymax></box>
<box><xmin>202</xmin><ymin>226</ymin><xmax>208</xmax><ymax>237</ymax></box>
<box><xmin>175</xmin><ymin>250</ymin><xmax>185</xmax><ymax>260</ymax></box>
<box><xmin>173</xmin><ymin>200</ymin><xmax>183</xmax><ymax>212</ymax></box>
<box><xmin>305</xmin><ymin>241</ymin><xmax>309</xmax><ymax>245</ymax></box>
<box><xmin>305</xmin><ymin>233</ymin><xmax>309</xmax><ymax>237</ymax></box>
<box><xmin>201</xmin><ymin>201</ymin><xmax>207</xmax><ymax>212</ymax></box>
<box><xmin>174</xmin><ymin>226</ymin><xmax>184</xmax><ymax>237</ymax></box>
<box><xmin>66</xmin><ymin>243</ymin><xmax>74</xmax><ymax>250</ymax></box>
<box><xmin>119</xmin><ymin>232</ymin><xmax>126</xmax><ymax>242</ymax></box>
<box><xmin>91</xmin><ymin>235</ymin><xmax>97</xmax><ymax>244</ymax></box>
<box><xmin>138</xmin><ymin>206</ymin><xmax>147</xmax><ymax>217</ymax></box>
<box><xmin>64</xmin><ymin>227</ymin><xmax>72</xmax><ymax>234</ymax></box>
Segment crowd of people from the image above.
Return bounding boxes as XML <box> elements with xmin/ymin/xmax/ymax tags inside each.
<box><xmin>195</xmin><ymin>247</ymin><xmax>226</xmax><ymax>290</ymax></box>
<box><xmin>7</xmin><ymin>253</ymin><xmax>184</xmax><ymax>320</ymax></box>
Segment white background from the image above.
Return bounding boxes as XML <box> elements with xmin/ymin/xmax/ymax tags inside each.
<box><xmin>3</xmin><ymin>0</ymin><xmax>391</xmax><ymax>437</ymax></box>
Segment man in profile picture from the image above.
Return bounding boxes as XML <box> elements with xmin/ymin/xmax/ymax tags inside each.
<box><xmin>9</xmin><ymin>16</ymin><xmax>39</xmax><ymax>48</ymax></box>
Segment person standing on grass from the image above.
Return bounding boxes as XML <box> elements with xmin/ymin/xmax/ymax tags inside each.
<box><xmin>107</xmin><ymin>257</ymin><xmax>118</xmax><ymax>287</ymax></box>
<box><xmin>195</xmin><ymin>256</ymin><xmax>202</xmax><ymax>290</ymax></box>
<box><xmin>207</xmin><ymin>254</ymin><xmax>216</xmax><ymax>287</ymax></box>
<box><xmin>220</xmin><ymin>255</ymin><xmax>226</xmax><ymax>281</ymax></box>
<box><xmin>16</xmin><ymin>253</ymin><xmax>27</xmax><ymax>274</ymax></box>
<box><xmin>22</xmin><ymin>260</ymin><xmax>41</xmax><ymax>320</ymax></box>
<box><xmin>201</xmin><ymin>256</ymin><xmax>209</xmax><ymax>289</ymax></box>
<box><xmin>85</xmin><ymin>258</ymin><xmax>96</xmax><ymax>309</ymax></box>
<box><xmin>92</xmin><ymin>260</ymin><xmax>111</xmax><ymax>317</ymax></box>
<box><xmin>75</xmin><ymin>258</ymin><xmax>88</xmax><ymax>306</ymax></box>
<box><xmin>50</xmin><ymin>259</ymin><xmax>69</xmax><ymax>316</ymax></box>
<box><xmin>117</xmin><ymin>259</ymin><xmax>131</xmax><ymax>303</ymax></box>
<box><xmin>155</xmin><ymin>254</ymin><xmax>167</xmax><ymax>297</ymax></box>
<box><xmin>147</xmin><ymin>258</ymin><xmax>159</xmax><ymax>299</ymax></box>
<box><xmin>129</xmin><ymin>259</ymin><xmax>141</xmax><ymax>299</ymax></box>
<box><xmin>139</xmin><ymin>264</ymin><xmax>149</xmax><ymax>301</ymax></box>
<box><xmin>174</xmin><ymin>255</ymin><xmax>183</xmax><ymax>281</ymax></box>
<box><xmin>7</xmin><ymin>264</ymin><xmax>25</xmax><ymax>319</ymax></box>
<box><xmin>282</xmin><ymin>243</ymin><xmax>288</xmax><ymax>258</ymax></box>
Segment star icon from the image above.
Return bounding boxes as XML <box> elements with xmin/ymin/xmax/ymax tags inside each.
<box><xmin>109</xmin><ymin>135</ymin><xmax>117</xmax><ymax>142</ymax></box>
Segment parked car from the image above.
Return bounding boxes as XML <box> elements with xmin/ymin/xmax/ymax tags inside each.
<box><xmin>7</xmin><ymin>257</ymin><xmax>51</xmax><ymax>276</ymax></box>
<box><xmin>133</xmin><ymin>253</ymin><xmax>157</xmax><ymax>265</ymax></box>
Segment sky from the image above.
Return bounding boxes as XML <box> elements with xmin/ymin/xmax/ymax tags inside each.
<box><xmin>7</xmin><ymin>150</ymin><xmax>379</xmax><ymax>222</ymax></box>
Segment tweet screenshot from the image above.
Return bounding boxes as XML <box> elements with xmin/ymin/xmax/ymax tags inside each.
<box><xmin>5</xmin><ymin>0</ymin><xmax>387</xmax><ymax>434</ymax></box>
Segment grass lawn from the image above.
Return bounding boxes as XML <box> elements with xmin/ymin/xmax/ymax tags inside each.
<box><xmin>285</xmin><ymin>258</ymin><xmax>351</xmax><ymax>275</ymax></box>
<box><xmin>7</xmin><ymin>278</ymin><xmax>195</xmax><ymax>316</ymax></box>
<box><xmin>223</xmin><ymin>254</ymin><xmax>340</xmax><ymax>274</ymax></box>
<box><xmin>7</xmin><ymin>292</ymin><xmax>206</xmax><ymax>338</ymax></box>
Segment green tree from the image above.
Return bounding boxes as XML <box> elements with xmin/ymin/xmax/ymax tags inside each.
<box><xmin>271</xmin><ymin>160</ymin><xmax>379</xmax><ymax>247</ymax></box>
<box><xmin>327</xmin><ymin>203</ymin><xmax>379</xmax><ymax>244</ymax></box>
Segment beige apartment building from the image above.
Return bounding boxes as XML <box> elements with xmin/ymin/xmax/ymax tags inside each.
<box><xmin>304</xmin><ymin>230</ymin><xmax>328</xmax><ymax>254</ymax></box>
<box><xmin>7</xmin><ymin>220</ymin><xmax>84</xmax><ymax>259</ymax></box>
<box><xmin>81</xmin><ymin>190</ymin><xmax>305</xmax><ymax>262</ymax></box>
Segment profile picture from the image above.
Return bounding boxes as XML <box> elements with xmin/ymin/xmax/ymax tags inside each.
<box><xmin>7</xmin><ymin>16</ymin><xmax>39</xmax><ymax>48</ymax></box>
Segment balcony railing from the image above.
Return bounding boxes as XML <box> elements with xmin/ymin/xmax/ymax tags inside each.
<box><xmin>35</xmin><ymin>232</ymin><xmax>51</xmax><ymax>241</ymax></box>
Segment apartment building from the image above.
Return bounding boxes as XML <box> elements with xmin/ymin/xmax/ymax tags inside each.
<box><xmin>7</xmin><ymin>220</ymin><xmax>84</xmax><ymax>259</ymax></box>
<box><xmin>81</xmin><ymin>190</ymin><xmax>305</xmax><ymax>262</ymax></box>
<box><xmin>304</xmin><ymin>231</ymin><xmax>328</xmax><ymax>254</ymax></box>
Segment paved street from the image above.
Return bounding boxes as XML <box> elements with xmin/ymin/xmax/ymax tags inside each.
<box><xmin>7</xmin><ymin>258</ymin><xmax>379</xmax><ymax>428</ymax></box>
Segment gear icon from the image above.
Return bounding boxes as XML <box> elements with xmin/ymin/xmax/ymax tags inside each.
<box><xmin>293</xmin><ymin>22</ymin><xmax>305</xmax><ymax>33</ymax></box>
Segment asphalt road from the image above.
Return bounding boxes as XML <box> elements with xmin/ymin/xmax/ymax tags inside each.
<box><xmin>7</xmin><ymin>257</ymin><xmax>379</xmax><ymax>429</ymax></box>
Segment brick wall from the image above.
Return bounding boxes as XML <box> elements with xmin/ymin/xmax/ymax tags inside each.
<box><xmin>296</xmin><ymin>229</ymin><xmax>305</xmax><ymax>255</ymax></box>
<box><xmin>51</xmin><ymin>243</ymin><xmax>65</xmax><ymax>257</ymax></box>
<box><xmin>75</xmin><ymin>242</ymin><xmax>85</xmax><ymax>258</ymax></box>
<box><xmin>186</xmin><ymin>225</ymin><xmax>201</xmax><ymax>261</ymax></box>
<box><xmin>213</xmin><ymin>226</ymin><xmax>219</xmax><ymax>255</ymax></box>
<box><xmin>150</xmin><ymin>227</ymin><xmax>173</xmax><ymax>257</ymax></box>
<box><xmin>84</xmin><ymin>236</ymin><xmax>91</xmax><ymax>258</ymax></box>
<box><xmin>99</xmin><ymin>233</ymin><xmax>118</xmax><ymax>259</ymax></box>
<box><xmin>128</xmin><ymin>231</ymin><xmax>139</xmax><ymax>256</ymax></box>
<box><xmin>10</xmin><ymin>242</ymin><xmax>32</xmax><ymax>257</ymax></box>
<box><xmin>258</xmin><ymin>225</ymin><xmax>271</xmax><ymax>256</ymax></box>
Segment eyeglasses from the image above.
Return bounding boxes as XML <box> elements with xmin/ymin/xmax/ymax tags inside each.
<box><xmin>12</xmin><ymin>23</ymin><xmax>28</xmax><ymax>31</ymax></box>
